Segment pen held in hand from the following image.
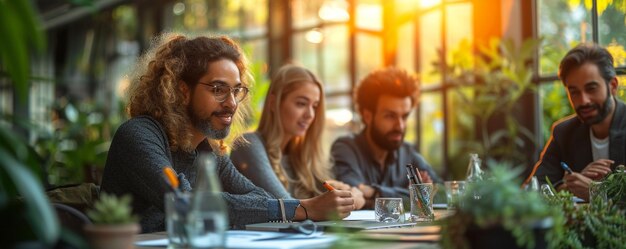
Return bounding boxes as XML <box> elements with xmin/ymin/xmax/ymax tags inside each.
<box><xmin>560</xmin><ymin>162</ymin><xmax>573</xmax><ymax>174</ymax></box>
<box><xmin>323</xmin><ymin>181</ymin><xmax>336</xmax><ymax>191</ymax></box>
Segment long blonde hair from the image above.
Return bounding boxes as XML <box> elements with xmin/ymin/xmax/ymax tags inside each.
<box><xmin>126</xmin><ymin>33</ymin><xmax>251</xmax><ymax>153</ymax></box>
<box><xmin>257</xmin><ymin>64</ymin><xmax>331</xmax><ymax>198</ymax></box>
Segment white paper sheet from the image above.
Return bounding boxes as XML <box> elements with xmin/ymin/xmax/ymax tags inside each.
<box><xmin>135</xmin><ymin>230</ymin><xmax>336</xmax><ymax>249</ymax></box>
<box><xmin>343</xmin><ymin>210</ymin><xmax>375</xmax><ymax>220</ymax></box>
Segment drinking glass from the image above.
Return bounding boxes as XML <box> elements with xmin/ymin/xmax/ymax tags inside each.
<box><xmin>374</xmin><ymin>198</ymin><xmax>405</xmax><ymax>223</ymax></box>
<box><xmin>589</xmin><ymin>181</ymin><xmax>607</xmax><ymax>210</ymax></box>
<box><xmin>444</xmin><ymin>181</ymin><xmax>466</xmax><ymax>209</ymax></box>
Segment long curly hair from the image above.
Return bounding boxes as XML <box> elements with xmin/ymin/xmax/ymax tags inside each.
<box><xmin>126</xmin><ymin>33</ymin><xmax>251</xmax><ymax>153</ymax></box>
<box><xmin>257</xmin><ymin>64</ymin><xmax>331</xmax><ymax>198</ymax></box>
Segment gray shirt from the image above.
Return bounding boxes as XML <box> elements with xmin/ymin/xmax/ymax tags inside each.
<box><xmin>331</xmin><ymin>131</ymin><xmax>442</xmax><ymax>199</ymax></box>
<box><xmin>100</xmin><ymin>116</ymin><xmax>298</xmax><ymax>233</ymax></box>
<box><xmin>230</xmin><ymin>132</ymin><xmax>294</xmax><ymax>199</ymax></box>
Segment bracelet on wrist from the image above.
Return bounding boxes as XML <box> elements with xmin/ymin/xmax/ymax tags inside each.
<box><xmin>298</xmin><ymin>203</ymin><xmax>309</xmax><ymax>220</ymax></box>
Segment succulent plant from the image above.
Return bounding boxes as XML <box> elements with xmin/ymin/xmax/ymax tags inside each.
<box><xmin>87</xmin><ymin>192</ymin><xmax>138</xmax><ymax>225</ymax></box>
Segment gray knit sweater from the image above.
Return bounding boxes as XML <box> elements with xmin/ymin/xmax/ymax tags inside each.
<box><xmin>100</xmin><ymin>116</ymin><xmax>298</xmax><ymax>233</ymax></box>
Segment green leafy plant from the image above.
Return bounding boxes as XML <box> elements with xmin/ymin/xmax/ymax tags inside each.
<box><xmin>0</xmin><ymin>0</ymin><xmax>60</xmax><ymax>247</ymax></box>
<box><xmin>441</xmin><ymin>163</ymin><xmax>561</xmax><ymax>249</ymax></box>
<box><xmin>435</xmin><ymin>38</ymin><xmax>540</xmax><ymax>179</ymax></box>
<box><xmin>34</xmin><ymin>100</ymin><xmax>122</xmax><ymax>186</ymax></box>
<box><xmin>598</xmin><ymin>165</ymin><xmax>626</xmax><ymax>207</ymax></box>
<box><xmin>544</xmin><ymin>186</ymin><xmax>626</xmax><ymax>249</ymax></box>
<box><xmin>87</xmin><ymin>193</ymin><xmax>138</xmax><ymax>225</ymax></box>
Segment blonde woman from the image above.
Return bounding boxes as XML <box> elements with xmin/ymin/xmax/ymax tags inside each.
<box><xmin>231</xmin><ymin>64</ymin><xmax>365</xmax><ymax>210</ymax></box>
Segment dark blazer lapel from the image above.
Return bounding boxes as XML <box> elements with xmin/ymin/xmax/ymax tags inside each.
<box><xmin>571</xmin><ymin>123</ymin><xmax>593</xmax><ymax>172</ymax></box>
<box><xmin>609</xmin><ymin>100</ymin><xmax>626</xmax><ymax>167</ymax></box>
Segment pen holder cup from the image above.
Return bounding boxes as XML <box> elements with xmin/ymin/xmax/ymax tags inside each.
<box><xmin>409</xmin><ymin>183</ymin><xmax>435</xmax><ymax>222</ymax></box>
<box><xmin>165</xmin><ymin>192</ymin><xmax>191</xmax><ymax>249</ymax></box>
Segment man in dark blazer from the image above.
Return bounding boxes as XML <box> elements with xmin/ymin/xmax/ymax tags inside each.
<box><xmin>528</xmin><ymin>43</ymin><xmax>625</xmax><ymax>200</ymax></box>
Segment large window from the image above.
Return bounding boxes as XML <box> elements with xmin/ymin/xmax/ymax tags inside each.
<box><xmin>291</xmin><ymin>0</ymin><xmax>352</xmax><ymax>151</ymax></box>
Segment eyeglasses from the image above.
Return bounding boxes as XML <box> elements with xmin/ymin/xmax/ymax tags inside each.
<box><xmin>198</xmin><ymin>82</ymin><xmax>249</xmax><ymax>103</ymax></box>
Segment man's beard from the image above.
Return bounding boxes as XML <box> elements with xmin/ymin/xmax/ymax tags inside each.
<box><xmin>576</xmin><ymin>88</ymin><xmax>613</xmax><ymax>125</ymax></box>
<box><xmin>188</xmin><ymin>104</ymin><xmax>233</xmax><ymax>140</ymax></box>
<box><xmin>369</xmin><ymin>121</ymin><xmax>404</xmax><ymax>151</ymax></box>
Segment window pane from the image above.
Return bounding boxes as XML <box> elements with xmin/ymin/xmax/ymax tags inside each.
<box><xmin>448</xmin><ymin>86</ymin><xmax>476</xmax><ymax>180</ymax></box>
<box><xmin>606</xmin><ymin>41</ymin><xmax>626</xmax><ymax>69</ymax></box>
<box><xmin>397</xmin><ymin>21</ymin><xmax>415</xmax><ymax>73</ymax></box>
<box><xmin>241</xmin><ymin>39</ymin><xmax>268</xmax><ymax>70</ymax></box>
<box><xmin>217</xmin><ymin>0</ymin><xmax>241</xmax><ymax>32</ymax></box>
<box><xmin>323</xmin><ymin>25</ymin><xmax>350</xmax><ymax>93</ymax></box>
<box><xmin>356</xmin><ymin>33</ymin><xmax>382</xmax><ymax>81</ymax></box>
<box><xmin>539</xmin><ymin>81</ymin><xmax>572</xmax><ymax>142</ymax></box>
<box><xmin>420</xmin><ymin>93</ymin><xmax>444</xmax><ymax>176</ymax></box>
<box><xmin>293</xmin><ymin>31</ymin><xmax>319</xmax><ymax>75</ymax></box>
<box><xmin>356</xmin><ymin>0</ymin><xmax>382</xmax><ymax>31</ymax></box>
<box><xmin>292</xmin><ymin>0</ymin><xmax>323</xmax><ymax>29</ymax></box>
<box><xmin>599</xmin><ymin>4</ymin><xmax>626</xmax><ymax>66</ymax></box>
<box><xmin>446</xmin><ymin>3</ymin><xmax>472</xmax><ymax>53</ymax></box>
<box><xmin>241</xmin><ymin>0</ymin><xmax>268</xmax><ymax>32</ymax></box>
<box><xmin>420</xmin><ymin>9</ymin><xmax>442</xmax><ymax>85</ymax></box>
<box><xmin>537</xmin><ymin>0</ymin><xmax>591</xmax><ymax>75</ymax></box>
<box><xmin>324</xmin><ymin>95</ymin><xmax>354</xmax><ymax>153</ymax></box>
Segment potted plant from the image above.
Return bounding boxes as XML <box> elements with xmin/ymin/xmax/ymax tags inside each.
<box><xmin>84</xmin><ymin>192</ymin><xmax>140</xmax><ymax>249</ymax></box>
<box><xmin>440</xmin><ymin>163</ymin><xmax>560</xmax><ymax>249</ymax></box>
<box><xmin>544</xmin><ymin>184</ymin><xmax>626</xmax><ymax>249</ymax></box>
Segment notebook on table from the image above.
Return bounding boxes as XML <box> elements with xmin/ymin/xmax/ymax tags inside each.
<box><xmin>246</xmin><ymin>220</ymin><xmax>416</xmax><ymax>233</ymax></box>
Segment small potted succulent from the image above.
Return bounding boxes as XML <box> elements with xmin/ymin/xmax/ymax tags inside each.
<box><xmin>440</xmin><ymin>163</ymin><xmax>560</xmax><ymax>249</ymax></box>
<box><xmin>84</xmin><ymin>192</ymin><xmax>140</xmax><ymax>249</ymax></box>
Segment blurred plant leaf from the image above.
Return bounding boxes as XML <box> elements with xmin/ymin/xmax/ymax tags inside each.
<box><xmin>0</xmin><ymin>149</ymin><xmax>60</xmax><ymax>245</ymax></box>
<box><xmin>0</xmin><ymin>0</ymin><xmax>45</xmax><ymax>102</ymax></box>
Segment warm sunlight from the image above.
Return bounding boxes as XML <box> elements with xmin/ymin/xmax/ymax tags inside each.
<box><xmin>419</xmin><ymin>0</ymin><xmax>441</xmax><ymax>9</ymax></box>
<box><xmin>319</xmin><ymin>0</ymin><xmax>350</xmax><ymax>22</ymax></box>
<box><xmin>356</xmin><ymin>3</ymin><xmax>382</xmax><ymax>30</ymax></box>
<box><xmin>305</xmin><ymin>28</ymin><xmax>324</xmax><ymax>43</ymax></box>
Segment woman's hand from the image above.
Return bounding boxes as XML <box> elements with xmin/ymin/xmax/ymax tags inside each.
<box><xmin>300</xmin><ymin>190</ymin><xmax>354</xmax><ymax>220</ymax></box>
<box><xmin>325</xmin><ymin>179</ymin><xmax>351</xmax><ymax>190</ymax></box>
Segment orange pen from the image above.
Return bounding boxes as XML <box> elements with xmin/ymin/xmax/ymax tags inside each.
<box><xmin>323</xmin><ymin>181</ymin><xmax>336</xmax><ymax>191</ymax></box>
<box><xmin>163</xmin><ymin>167</ymin><xmax>180</xmax><ymax>190</ymax></box>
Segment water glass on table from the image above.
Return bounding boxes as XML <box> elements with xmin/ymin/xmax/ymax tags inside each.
<box><xmin>444</xmin><ymin>181</ymin><xmax>466</xmax><ymax>209</ymax></box>
<box><xmin>165</xmin><ymin>192</ymin><xmax>191</xmax><ymax>249</ymax></box>
<box><xmin>589</xmin><ymin>181</ymin><xmax>607</xmax><ymax>209</ymax></box>
<box><xmin>374</xmin><ymin>198</ymin><xmax>405</xmax><ymax>223</ymax></box>
<box><xmin>409</xmin><ymin>183</ymin><xmax>435</xmax><ymax>222</ymax></box>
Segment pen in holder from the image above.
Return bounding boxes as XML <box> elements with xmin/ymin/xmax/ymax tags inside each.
<box><xmin>409</xmin><ymin>183</ymin><xmax>434</xmax><ymax>222</ymax></box>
